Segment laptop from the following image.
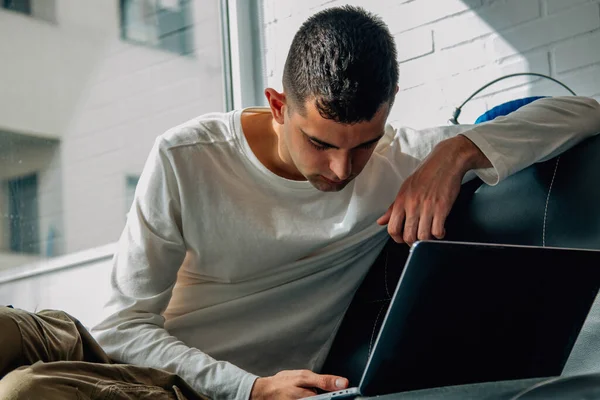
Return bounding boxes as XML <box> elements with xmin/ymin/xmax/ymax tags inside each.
<box><xmin>302</xmin><ymin>240</ymin><xmax>600</xmax><ymax>399</ymax></box>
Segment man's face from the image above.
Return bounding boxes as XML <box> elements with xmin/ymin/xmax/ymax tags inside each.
<box><xmin>281</xmin><ymin>100</ymin><xmax>389</xmax><ymax>192</ymax></box>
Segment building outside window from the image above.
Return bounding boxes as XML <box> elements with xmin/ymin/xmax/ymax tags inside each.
<box><xmin>6</xmin><ymin>173</ymin><xmax>39</xmax><ymax>255</ymax></box>
<box><xmin>2</xmin><ymin>0</ymin><xmax>31</xmax><ymax>15</ymax></box>
<box><xmin>0</xmin><ymin>0</ymin><xmax>225</xmax><ymax>272</ymax></box>
<box><xmin>120</xmin><ymin>0</ymin><xmax>194</xmax><ymax>55</ymax></box>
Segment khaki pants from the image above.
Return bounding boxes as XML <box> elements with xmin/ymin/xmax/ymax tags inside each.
<box><xmin>0</xmin><ymin>306</ymin><xmax>207</xmax><ymax>400</ymax></box>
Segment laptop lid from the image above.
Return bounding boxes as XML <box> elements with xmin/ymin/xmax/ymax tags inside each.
<box><xmin>357</xmin><ymin>241</ymin><xmax>600</xmax><ymax>397</ymax></box>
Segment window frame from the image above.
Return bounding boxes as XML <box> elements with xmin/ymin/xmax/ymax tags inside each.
<box><xmin>221</xmin><ymin>0</ymin><xmax>267</xmax><ymax>110</ymax></box>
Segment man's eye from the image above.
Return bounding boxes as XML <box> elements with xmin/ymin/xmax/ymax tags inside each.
<box><xmin>309</xmin><ymin>140</ymin><xmax>329</xmax><ymax>151</ymax></box>
<box><xmin>358</xmin><ymin>142</ymin><xmax>377</xmax><ymax>150</ymax></box>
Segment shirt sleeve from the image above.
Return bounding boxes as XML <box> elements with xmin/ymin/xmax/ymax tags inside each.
<box><xmin>91</xmin><ymin>137</ymin><xmax>258</xmax><ymax>400</ymax></box>
<box><xmin>392</xmin><ymin>96</ymin><xmax>600</xmax><ymax>185</ymax></box>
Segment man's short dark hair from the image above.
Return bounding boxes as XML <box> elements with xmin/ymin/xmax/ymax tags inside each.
<box><xmin>282</xmin><ymin>6</ymin><xmax>399</xmax><ymax>124</ymax></box>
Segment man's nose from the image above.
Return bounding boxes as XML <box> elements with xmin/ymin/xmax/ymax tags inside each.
<box><xmin>330</xmin><ymin>152</ymin><xmax>352</xmax><ymax>180</ymax></box>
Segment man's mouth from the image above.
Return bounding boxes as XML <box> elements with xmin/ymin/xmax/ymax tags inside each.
<box><xmin>321</xmin><ymin>175</ymin><xmax>346</xmax><ymax>184</ymax></box>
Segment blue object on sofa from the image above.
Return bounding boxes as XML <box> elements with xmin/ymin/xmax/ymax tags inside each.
<box><xmin>475</xmin><ymin>96</ymin><xmax>548</xmax><ymax>124</ymax></box>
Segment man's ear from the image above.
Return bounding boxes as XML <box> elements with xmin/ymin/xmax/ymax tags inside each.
<box><xmin>265</xmin><ymin>88</ymin><xmax>286</xmax><ymax>125</ymax></box>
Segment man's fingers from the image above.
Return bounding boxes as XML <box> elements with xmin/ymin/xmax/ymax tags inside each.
<box><xmin>402</xmin><ymin>213</ymin><xmax>419</xmax><ymax>245</ymax></box>
<box><xmin>313</xmin><ymin>375</ymin><xmax>348</xmax><ymax>392</ymax></box>
<box><xmin>387</xmin><ymin>204</ymin><xmax>406</xmax><ymax>243</ymax></box>
<box><xmin>431</xmin><ymin>211</ymin><xmax>448</xmax><ymax>239</ymax></box>
<box><xmin>295</xmin><ymin>371</ymin><xmax>348</xmax><ymax>392</ymax></box>
<box><xmin>377</xmin><ymin>204</ymin><xmax>393</xmax><ymax>225</ymax></box>
<box><xmin>417</xmin><ymin>211</ymin><xmax>433</xmax><ymax>242</ymax></box>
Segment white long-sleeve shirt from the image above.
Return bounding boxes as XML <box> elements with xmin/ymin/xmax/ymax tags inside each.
<box><xmin>91</xmin><ymin>97</ymin><xmax>600</xmax><ymax>400</ymax></box>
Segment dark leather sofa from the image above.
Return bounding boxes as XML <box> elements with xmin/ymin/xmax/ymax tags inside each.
<box><xmin>321</xmin><ymin>133</ymin><xmax>600</xmax><ymax>396</ymax></box>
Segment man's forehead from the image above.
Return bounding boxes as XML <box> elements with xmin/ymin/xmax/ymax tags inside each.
<box><xmin>293</xmin><ymin>100</ymin><xmax>388</xmax><ymax>145</ymax></box>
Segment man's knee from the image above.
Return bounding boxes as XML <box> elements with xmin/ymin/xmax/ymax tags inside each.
<box><xmin>0</xmin><ymin>307</ymin><xmax>22</xmax><ymax>345</ymax></box>
<box><xmin>0</xmin><ymin>308</ymin><xmax>24</xmax><ymax>378</ymax></box>
<box><xmin>0</xmin><ymin>367</ymin><xmax>41</xmax><ymax>400</ymax></box>
<box><xmin>0</xmin><ymin>364</ymin><xmax>82</xmax><ymax>400</ymax></box>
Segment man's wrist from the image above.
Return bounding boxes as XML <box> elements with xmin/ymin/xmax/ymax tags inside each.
<box><xmin>451</xmin><ymin>134</ymin><xmax>492</xmax><ymax>174</ymax></box>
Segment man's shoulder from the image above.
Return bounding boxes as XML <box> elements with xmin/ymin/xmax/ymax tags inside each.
<box><xmin>158</xmin><ymin>110</ymin><xmax>237</xmax><ymax>152</ymax></box>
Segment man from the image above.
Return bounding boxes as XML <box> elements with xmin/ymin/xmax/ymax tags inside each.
<box><xmin>1</xmin><ymin>5</ymin><xmax>600</xmax><ymax>400</ymax></box>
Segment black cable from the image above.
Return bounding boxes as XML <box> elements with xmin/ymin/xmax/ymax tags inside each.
<box><xmin>449</xmin><ymin>72</ymin><xmax>577</xmax><ymax>125</ymax></box>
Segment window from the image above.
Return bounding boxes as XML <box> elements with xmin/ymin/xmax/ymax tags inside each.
<box><xmin>6</xmin><ymin>174</ymin><xmax>39</xmax><ymax>254</ymax></box>
<box><xmin>0</xmin><ymin>1</ymin><xmax>225</xmax><ymax>276</ymax></box>
<box><xmin>2</xmin><ymin>0</ymin><xmax>31</xmax><ymax>15</ymax></box>
<box><xmin>120</xmin><ymin>0</ymin><xmax>194</xmax><ymax>55</ymax></box>
<box><xmin>2</xmin><ymin>0</ymin><xmax>56</xmax><ymax>22</ymax></box>
<box><xmin>125</xmin><ymin>175</ymin><xmax>140</xmax><ymax>216</ymax></box>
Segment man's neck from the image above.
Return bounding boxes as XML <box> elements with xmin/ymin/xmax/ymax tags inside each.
<box><xmin>240</xmin><ymin>109</ymin><xmax>305</xmax><ymax>181</ymax></box>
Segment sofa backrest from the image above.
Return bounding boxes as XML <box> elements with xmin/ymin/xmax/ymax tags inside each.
<box><xmin>446</xmin><ymin>134</ymin><xmax>600</xmax><ymax>250</ymax></box>
<box><xmin>445</xmin><ymin>133</ymin><xmax>600</xmax><ymax>377</ymax></box>
<box><xmin>322</xmin><ymin>134</ymin><xmax>600</xmax><ymax>384</ymax></box>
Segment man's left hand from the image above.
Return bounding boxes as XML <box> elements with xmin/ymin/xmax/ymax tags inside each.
<box><xmin>377</xmin><ymin>134</ymin><xmax>491</xmax><ymax>246</ymax></box>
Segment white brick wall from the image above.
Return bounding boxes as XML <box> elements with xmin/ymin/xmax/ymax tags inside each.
<box><xmin>262</xmin><ymin>0</ymin><xmax>600</xmax><ymax>128</ymax></box>
<box><xmin>554</xmin><ymin>31</ymin><xmax>600</xmax><ymax>73</ymax></box>
<box><xmin>396</xmin><ymin>28</ymin><xmax>433</xmax><ymax>63</ymax></box>
<box><xmin>386</xmin><ymin>0</ymin><xmax>483</xmax><ymax>34</ymax></box>
<box><xmin>434</xmin><ymin>0</ymin><xmax>541</xmax><ymax>50</ymax></box>
<box><xmin>490</xmin><ymin>3</ymin><xmax>600</xmax><ymax>59</ymax></box>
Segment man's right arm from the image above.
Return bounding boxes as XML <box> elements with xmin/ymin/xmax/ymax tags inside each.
<box><xmin>90</xmin><ymin>136</ymin><xmax>258</xmax><ymax>400</ymax></box>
